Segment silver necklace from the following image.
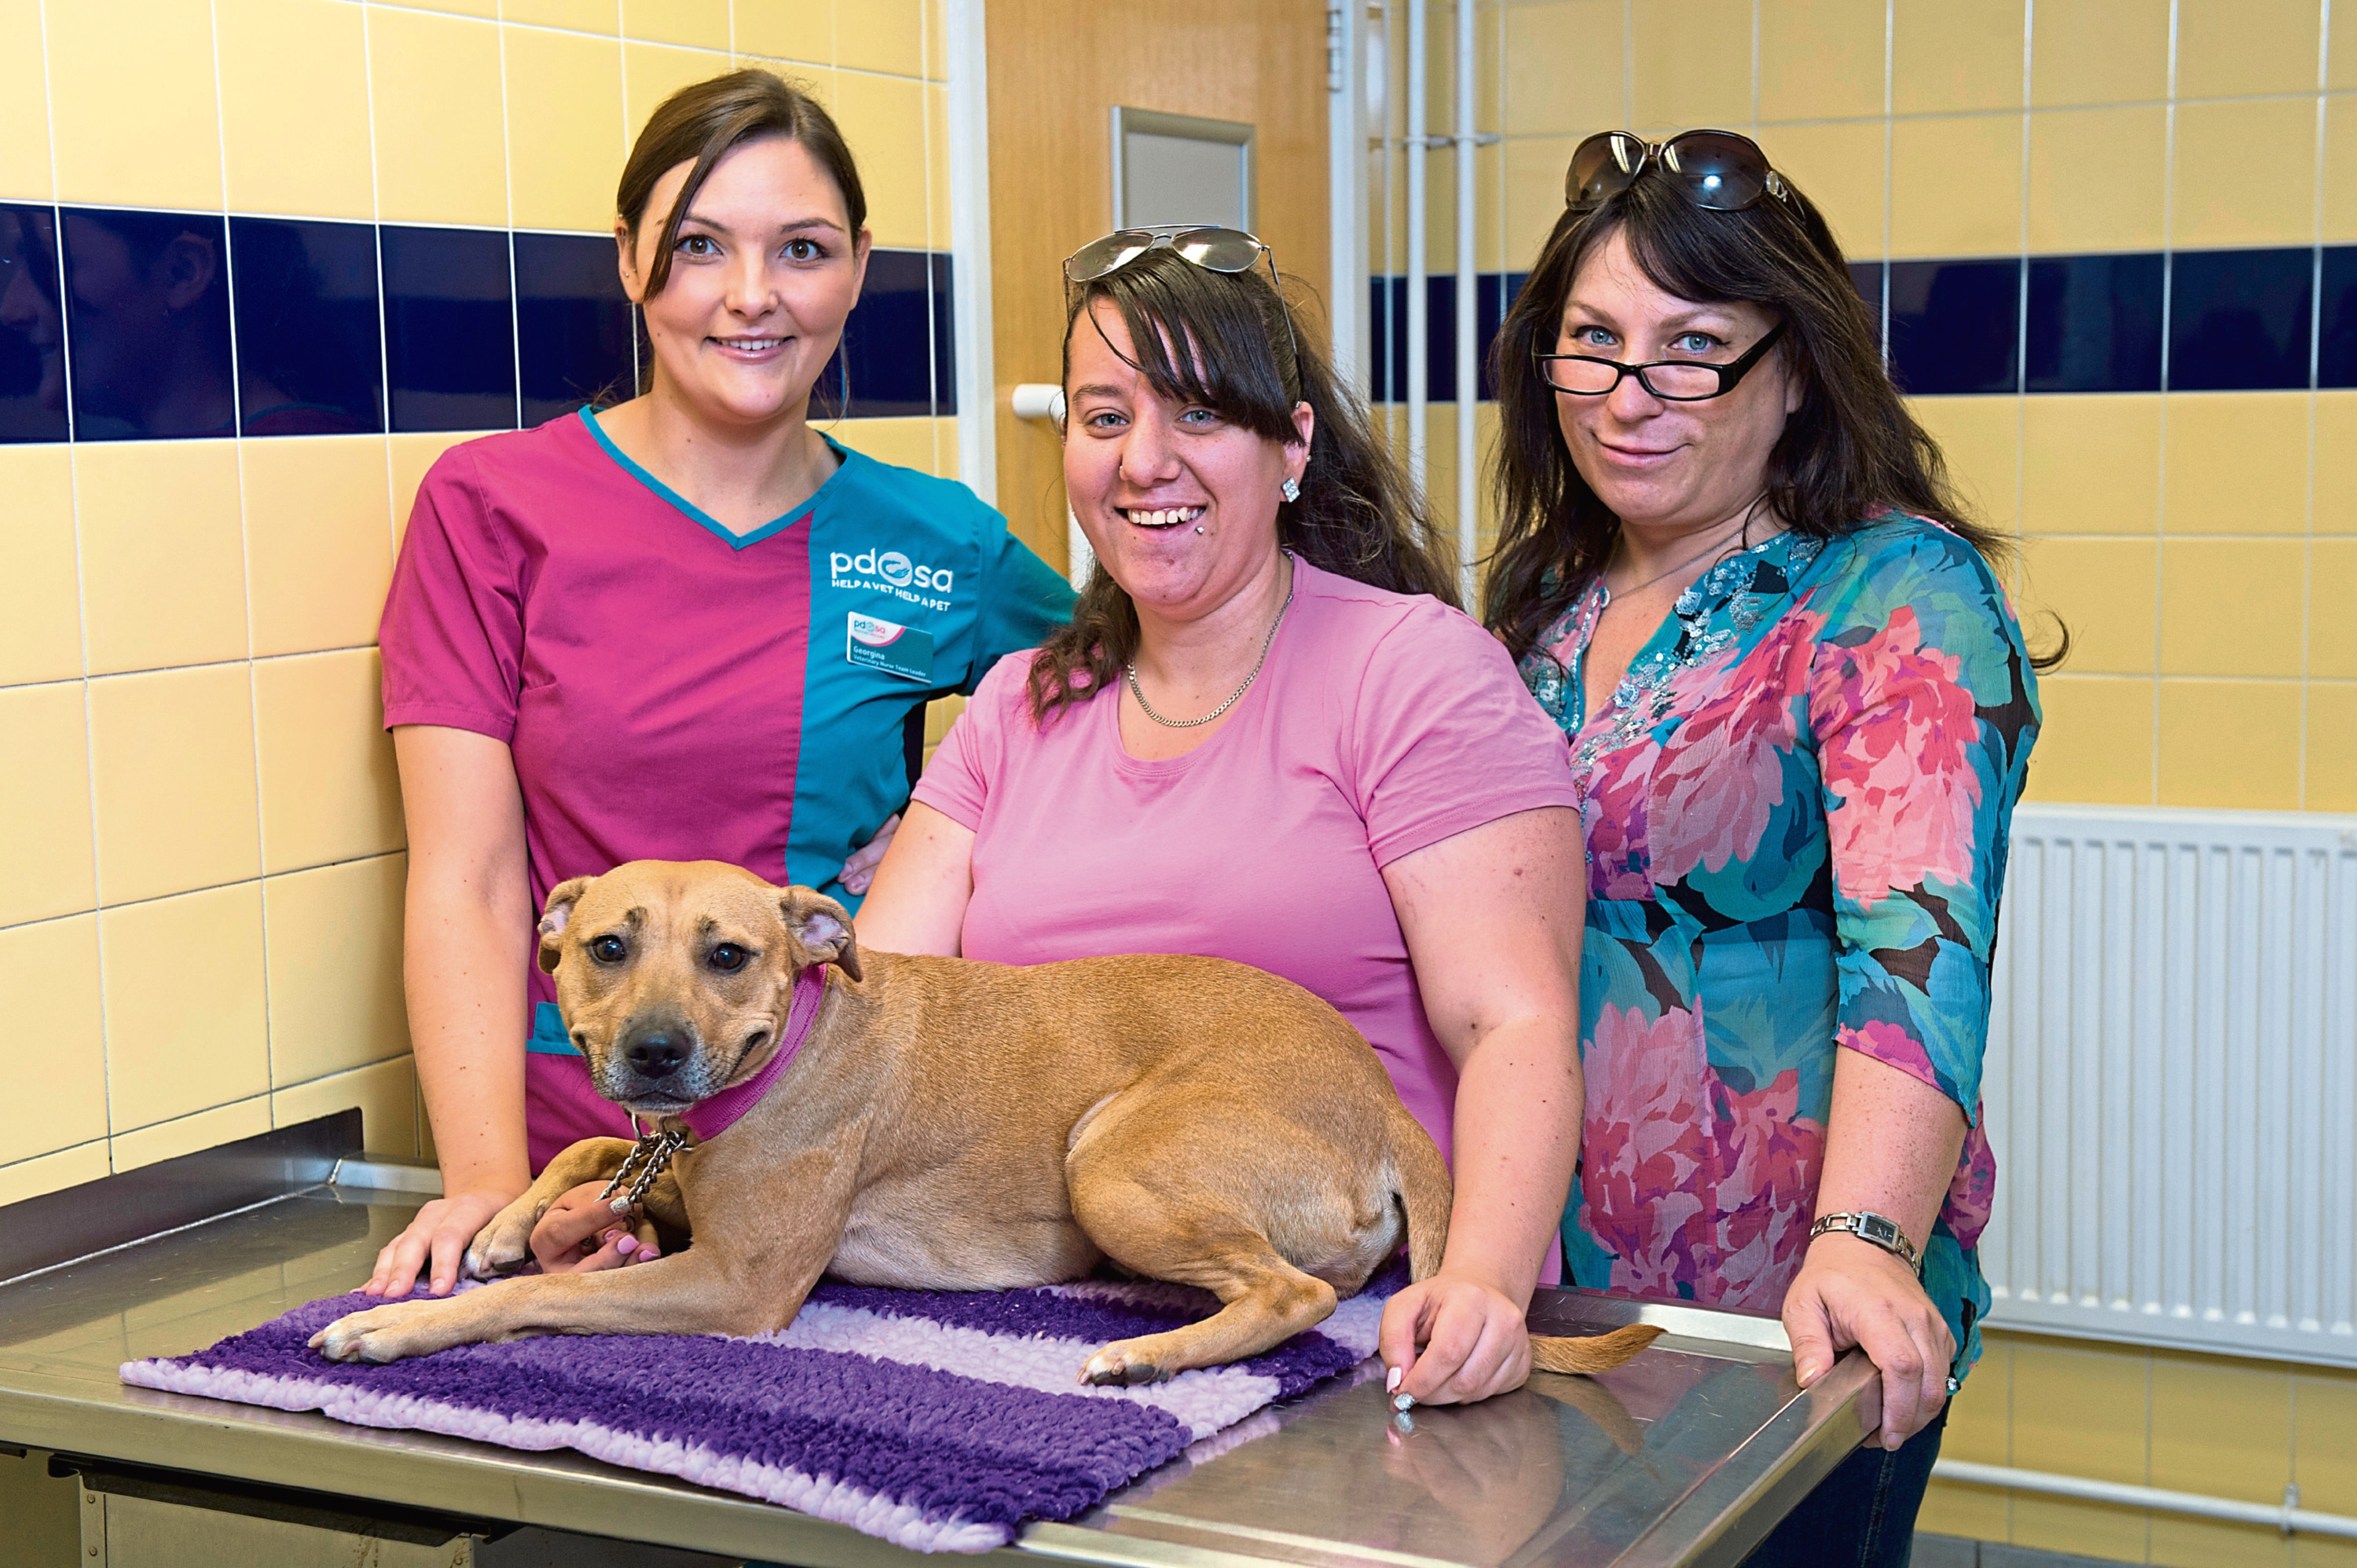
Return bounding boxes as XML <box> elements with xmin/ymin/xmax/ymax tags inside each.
<box><xmin>1126</xmin><ymin>560</ymin><xmax>1296</xmax><ymax>729</ymax></box>
<box><xmin>1601</xmin><ymin>511</ymin><xmax>1757</xmax><ymax>602</ymax></box>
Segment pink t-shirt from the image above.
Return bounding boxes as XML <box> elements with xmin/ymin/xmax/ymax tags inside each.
<box><xmin>911</xmin><ymin>559</ymin><xmax>1582</xmax><ymax>1167</ymax></box>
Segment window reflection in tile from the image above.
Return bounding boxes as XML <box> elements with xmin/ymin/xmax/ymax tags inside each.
<box><xmin>514</xmin><ymin>231</ymin><xmax>635</xmax><ymax>427</ymax></box>
<box><xmin>929</xmin><ymin>251</ymin><xmax>957</xmax><ymax>415</ymax></box>
<box><xmin>229</xmin><ymin>217</ymin><xmax>384</xmax><ymax>437</ymax></box>
<box><xmin>2168</xmin><ymin>247</ymin><xmax>2313</xmax><ymax>393</ymax></box>
<box><xmin>830</xmin><ymin>248</ymin><xmax>936</xmax><ymax>419</ymax></box>
<box><xmin>1888</xmin><ymin>258</ymin><xmax>2022</xmax><ymax>396</ymax></box>
<box><xmin>381</xmin><ymin>224</ymin><xmax>516</xmax><ymax>434</ymax></box>
<box><xmin>2314</xmin><ymin>246</ymin><xmax>2357</xmax><ymax>388</ymax></box>
<box><xmin>0</xmin><ymin>203</ymin><xmax>69</xmax><ymax>443</ymax></box>
<box><xmin>2025</xmin><ymin>253</ymin><xmax>2165</xmax><ymax>393</ymax></box>
<box><xmin>61</xmin><ymin>208</ymin><xmax>238</xmax><ymax>440</ymax></box>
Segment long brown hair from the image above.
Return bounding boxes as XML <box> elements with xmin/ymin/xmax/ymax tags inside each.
<box><xmin>1484</xmin><ymin>158</ymin><xmax>2061</xmax><ymax>671</ymax></box>
<box><xmin>1026</xmin><ymin>248</ymin><xmax>1457</xmax><ymax>721</ymax></box>
<box><xmin>616</xmin><ymin>69</ymin><xmax>866</xmax><ymax>299</ymax></box>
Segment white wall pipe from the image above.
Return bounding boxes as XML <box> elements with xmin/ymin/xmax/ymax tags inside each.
<box><xmin>1933</xmin><ymin>1461</ymin><xmax>2357</xmax><ymax>1541</ymax></box>
<box><xmin>1451</xmin><ymin>0</ymin><xmax>1476</xmax><ymax>606</ymax></box>
<box><xmin>1009</xmin><ymin>385</ymin><xmax>1091</xmax><ymax>589</ymax></box>
<box><xmin>943</xmin><ymin>0</ymin><xmax>996</xmax><ymax>507</ymax></box>
<box><xmin>1403</xmin><ymin>0</ymin><xmax>1428</xmax><ymax>490</ymax></box>
<box><xmin>1326</xmin><ymin>2</ymin><xmax>1368</xmax><ymax>394</ymax></box>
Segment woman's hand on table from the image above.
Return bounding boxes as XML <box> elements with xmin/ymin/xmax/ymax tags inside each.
<box><xmin>1377</xmin><ymin>1269</ymin><xmax>1534</xmax><ymax>1406</ymax></box>
<box><xmin>364</xmin><ymin>1184</ymin><xmax>519</xmax><ymax>1298</ymax></box>
<box><xmin>838</xmin><ymin>813</ymin><xmax>903</xmax><ymax>896</ymax></box>
<box><xmin>526</xmin><ymin>1180</ymin><xmax>664</xmax><ymax>1273</ymax></box>
<box><xmin>1782</xmin><ymin>1232</ymin><xmax>1954</xmax><ymax>1450</ymax></box>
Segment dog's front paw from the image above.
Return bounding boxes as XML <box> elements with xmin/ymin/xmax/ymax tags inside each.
<box><xmin>463</xmin><ymin>1202</ymin><xmax>542</xmax><ymax>1280</ymax></box>
<box><xmin>308</xmin><ymin>1299</ymin><xmax>467</xmax><ymax>1364</ymax></box>
<box><xmin>1081</xmin><ymin>1341</ymin><xmax>1170</xmax><ymax>1387</ymax></box>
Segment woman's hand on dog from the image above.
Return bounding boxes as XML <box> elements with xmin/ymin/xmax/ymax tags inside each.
<box><xmin>365</xmin><ymin>1186</ymin><xmax>518</xmax><ymax>1298</ymax></box>
<box><xmin>1377</xmin><ymin>1270</ymin><xmax>1534</xmax><ymax>1405</ymax></box>
<box><xmin>527</xmin><ymin>1180</ymin><xmax>663</xmax><ymax>1274</ymax></box>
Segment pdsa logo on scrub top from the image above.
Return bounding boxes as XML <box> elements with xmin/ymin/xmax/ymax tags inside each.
<box><xmin>845</xmin><ymin>610</ymin><xmax>934</xmax><ymax>682</ymax></box>
<box><xmin>830</xmin><ymin>546</ymin><xmax>955</xmax><ymax>611</ymax></box>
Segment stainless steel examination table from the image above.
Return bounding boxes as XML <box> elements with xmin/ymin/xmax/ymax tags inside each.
<box><xmin>0</xmin><ymin>1128</ymin><xmax>1881</xmax><ymax>1568</ymax></box>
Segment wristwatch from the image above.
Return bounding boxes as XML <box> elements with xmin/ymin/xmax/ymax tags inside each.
<box><xmin>1809</xmin><ymin>1211</ymin><xmax>1922</xmax><ymax>1273</ymax></box>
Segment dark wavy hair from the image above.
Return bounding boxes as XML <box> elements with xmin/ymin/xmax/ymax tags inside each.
<box><xmin>1483</xmin><ymin>155</ymin><xmax>2063</xmax><ymax>672</ymax></box>
<box><xmin>1026</xmin><ymin>247</ymin><xmax>1457</xmax><ymax>721</ymax></box>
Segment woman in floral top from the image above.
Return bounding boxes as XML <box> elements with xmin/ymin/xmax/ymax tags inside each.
<box><xmin>1485</xmin><ymin>131</ymin><xmax>2051</xmax><ymax>1566</ymax></box>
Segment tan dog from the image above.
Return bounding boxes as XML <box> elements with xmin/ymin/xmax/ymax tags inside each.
<box><xmin>313</xmin><ymin>861</ymin><xmax>1658</xmax><ymax>1385</ymax></box>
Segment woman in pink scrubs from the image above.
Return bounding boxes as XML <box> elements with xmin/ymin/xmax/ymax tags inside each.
<box><xmin>365</xmin><ymin>73</ymin><xmax>1072</xmax><ymax>1299</ymax></box>
<box><xmin>857</xmin><ymin>233</ymin><xmax>1588</xmax><ymax>1405</ymax></box>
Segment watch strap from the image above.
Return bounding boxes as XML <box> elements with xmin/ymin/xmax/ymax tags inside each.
<box><xmin>1809</xmin><ymin>1210</ymin><xmax>1923</xmax><ymax>1272</ymax></box>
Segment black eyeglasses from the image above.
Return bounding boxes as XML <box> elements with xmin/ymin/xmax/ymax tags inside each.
<box><xmin>1063</xmin><ymin>225</ymin><xmax>1298</xmax><ymax>376</ymax></box>
<box><xmin>1565</xmin><ymin>129</ymin><xmax>1791</xmax><ymax>214</ymax></box>
<box><xmin>1534</xmin><ymin>321</ymin><xmax>1787</xmax><ymax>402</ymax></box>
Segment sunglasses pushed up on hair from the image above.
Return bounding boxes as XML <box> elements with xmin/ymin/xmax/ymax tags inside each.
<box><xmin>1062</xmin><ymin>225</ymin><xmax>1299</xmax><ymax>377</ymax></box>
<box><xmin>1564</xmin><ymin>129</ymin><xmax>1792</xmax><ymax>214</ymax></box>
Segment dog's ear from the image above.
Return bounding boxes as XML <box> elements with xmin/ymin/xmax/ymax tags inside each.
<box><xmin>537</xmin><ymin>877</ymin><xmax>596</xmax><ymax>975</ymax></box>
<box><xmin>779</xmin><ymin>887</ymin><xmax>862</xmax><ymax>982</ymax></box>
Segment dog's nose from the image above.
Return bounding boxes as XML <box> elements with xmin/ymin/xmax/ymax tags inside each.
<box><xmin>622</xmin><ymin>1028</ymin><xmax>691</xmax><ymax>1080</ymax></box>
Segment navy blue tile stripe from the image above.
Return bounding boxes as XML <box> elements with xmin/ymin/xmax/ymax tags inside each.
<box><xmin>1372</xmin><ymin>246</ymin><xmax>2357</xmax><ymax>401</ymax></box>
<box><xmin>0</xmin><ymin>200</ymin><xmax>954</xmax><ymax>445</ymax></box>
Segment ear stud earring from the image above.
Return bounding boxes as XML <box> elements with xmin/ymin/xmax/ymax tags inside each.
<box><xmin>1281</xmin><ymin>477</ymin><xmax>1301</xmax><ymax>502</ymax></box>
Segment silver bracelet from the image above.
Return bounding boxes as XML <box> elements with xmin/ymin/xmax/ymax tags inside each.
<box><xmin>1809</xmin><ymin>1210</ymin><xmax>1923</xmax><ymax>1273</ymax></box>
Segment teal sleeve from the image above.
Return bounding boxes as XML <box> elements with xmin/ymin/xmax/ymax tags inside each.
<box><xmin>969</xmin><ymin>524</ymin><xmax>1076</xmax><ymax>693</ymax></box>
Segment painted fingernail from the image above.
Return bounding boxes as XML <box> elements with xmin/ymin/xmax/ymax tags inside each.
<box><xmin>1392</xmin><ymin>1393</ymin><xmax>1416</xmax><ymax>1412</ymax></box>
<box><xmin>640</xmin><ymin>1248</ymin><xmax>658</xmax><ymax>1261</ymax></box>
<box><xmin>1385</xmin><ymin>1366</ymin><xmax>1402</xmax><ymax>1394</ymax></box>
<box><xmin>616</xmin><ymin>1236</ymin><xmax>638</xmax><ymax>1255</ymax></box>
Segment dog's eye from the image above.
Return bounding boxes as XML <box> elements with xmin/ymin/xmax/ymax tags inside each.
<box><xmin>588</xmin><ymin>935</ymin><xmax>628</xmax><ymax>964</ymax></box>
<box><xmin>706</xmin><ymin>943</ymin><xmax>750</xmax><ymax>973</ymax></box>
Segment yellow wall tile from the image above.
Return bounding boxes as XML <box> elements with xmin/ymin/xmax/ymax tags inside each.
<box><xmin>627</xmin><ymin>42</ymin><xmax>734</xmax><ymax>140</ymax></box>
<box><xmin>1945</xmin><ymin>1336</ymin><xmax>2011</xmax><ymax>1462</ymax></box>
<box><xmin>2011</xmin><ymin>1495</ymin><xmax>2150</xmax><ymax>1562</ymax></box>
<box><xmin>2164</xmin><ymin>394</ymin><xmax>2310</xmax><ymax>537</ymax></box>
<box><xmin>2157</xmin><ymin>679</ymin><xmax>2303</xmax><ymax>808</ymax></box>
<box><xmin>2310</xmin><ymin>540</ymin><xmax>2357</xmax><ymax>678</ymax></box>
<box><xmin>253</xmin><ymin>648</ymin><xmax>402</xmax><ymax>874</ymax></box>
<box><xmin>2315</xmin><ymin>394</ymin><xmax>2357</xmax><ymax>536</ymax></box>
<box><xmin>2150</xmin><ymin>1517</ymin><xmax>2296</xmax><ymax>1568</ymax></box>
<box><xmin>1629</xmin><ymin>0</ymin><xmax>1751</xmax><ymax>131</ymax></box>
<box><xmin>1912</xmin><ymin>395</ymin><xmax>2020</xmax><ymax>531</ymax></box>
<box><xmin>924</xmin><ymin>691</ymin><xmax>965</xmax><ymax>745</ymax></box>
<box><xmin>0</xmin><ymin>445</ymin><xmax>83</xmax><ymax>687</ymax></box>
<box><xmin>2031</xmin><ymin>0</ymin><xmax>2170</xmax><ymax>107</ymax></box>
<box><xmin>835</xmin><ymin>0</ymin><xmax>922</xmax><ymax>76</ymax></box>
<box><xmin>2322</xmin><ymin>99</ymin><xmax>2357</xmax><ymax>245</ymax></box>
<box><xmin>402</xmin><ymin>0</ymin><xmax>498</xmax><ymax>14</ymax></box>
<box><xmin>2297</xmin><ymin>1370</ymin><xmax>2357</xmax><ymax>1513</ymax></box>
<box><xmin>1504</xmin><ymin>135</ymin><xmax>1578</xmax><ymax>273</ymax></box>
<box><xmin>1890</xmin><ymin>115</ymin><xmax>2023</xmax><ymax>258</ymax></box>
<box><xmin>1502</xmin><ymin>2</ymin><xmax>1622</xmax><ymax>135</ymax></box>
<box><xmin>509</xmin><ymin>27</ymin><xmax>628</xmax><ymax>234</ymax></box>
<box><xmin>2022</xmin><ymin>537</ymin><xmax>2157</xmax><ymax>676</ymax></box>
<box><xmin>1764</xmin><ymin>120</ymin><xmax>1887</xmax><ymax>262</ymax></box>
<box><xmin>830</xmin><ymin>68</ymin><xmax>930</xmax><ymax>249</ymax></box>
<box><xmin>1915</xmin><ymin>1480</ymin><xmax>2008</xmax><ymax>1542</ymax></box>
<box><xmin>0</xmin><ymin>915</ymin><xmax>106</xmax><ymax>1165</ymax></box>
<box><xmin>111</xmin><ymin>1094</ymin><xmax>271</xmax><ymax>1173</ymax></box>
<box><xmin>2173</xmin><ymin>98</ymin><xmax>2319</xmax><ymax>250</ymax></box>
<box><xmin>924</xmin><ymin>0</ymin><xmax>944</xmax><ymax>81</ymax></box>
<box><xmin>74</xmin><ymin>441</ymin><xmax>247</xmax><ymax>677</ymax></box>
<box><xmin>2160</xmin><ymin>539</ymin><xmax>2306</xmax><ymax>677</ymax></box>
<box><xmin>263</xmin><ymin>854</ymin><xmax>409</xmax><ymax>1086</ymax></box>
<box><xmin>390</xmin><ymin>432</ymin><xmax>483</xmax><ymax>546</ymax></box>
<box><xmin>1758</xmin><ymin>0</ymin><xmax>1886</xmax><ymax>123</ymax></box>
<box><xmin>2150</xmin><ymin>1350</ymin><xmax>2293</xmax><ymax>1501</ymax></box>
<box><xmin>0</xmin><ymin>0</ymin><xmax>52</xmax><ymax>201</ymax></box>
<box><xmin>927</xmin><ymin>80</ymin><xmax>951</xmax><ymax>251</ymax></box>
<box><xmin>44</xmin><ymin>0</ymin><xmax>222</xmax><ymax>209</ymax></box>
<box><xmin>506</xmin><ymin>0</ymin><xmax>614</xmax><ymax>30</ymax></box>
<box><xmin>2308</xmin><ymin>684</ymin><xmax>2357</xmax><ymax>810</ymax></box>
<box><xmin>243</xmin><ymin>436</ymin><xmax>394</xmax><ymax>660</ymax></box>
<box><xmin>1892</xmin><ymin>0</ymin><xmax>2025</xmax><ymax>116</ymax></box>
<box><xmin>368</xmin><ymin>7</ymin><xmax>509</xmax><ymax>228</ymax></box>
<box><xmin>2011</xmin><ymin>1339</ymin><xmax>2149</xmax><ymax>1480</ymax></box>
<box><xmin>624</xmin><ymin>0</ymin><xmax>731</xmax><ymax>49</ymax></box>
<box><xmin>101</xmin><ymin>881</ymin><xmax>269</xmax><ymax>1134</ymax></box>
<box><xmin>216</xmin><ymin>0</ymin><xmax>373</xmax><ymax>221</ymax></box>
<box><xmin>736</xmin><ymin>0</ymin><xmax>832</xmax><ymax>65</ymax></box>
<box><xmin>2338</xmin><ymin>2</ymin><xmax>2357</xmax><ymax>91</ymax></box>
<box><xmin>2023</xmin><ymin>676</ymin><xmax>2154</xmax><ymax>802</ymax></box>
<box><xmin>833</xmin><ymin>416</ymin><xmax>939</xmax><ymax>473</ymax></box>
<box><xmin>87</xmin><ymin>663</ymin><xmax>259</xmax><ymax>906</ymax></box>
<box><xmin>0</xmin><ymin>682</ymin><xmax>94</xmax><ymax>927</ymax></box>
<box><xmin>2027</xmin><ymin>105</ymin><xmax>2168</xmax><ymax>255</ymax></box>
<box><xmin>2175</xmin><ymin>0</ymin><xmax>2324</xmax><ymax>99</ymax></box>
<box><xmin>0</xmin><ymin>1140</ymin><xmax>109</xmax><ymax>1206</ymax></box>
<box><xmin>273</xmin><ymin>1055</ymin><xmax>418</xmax><ymax>1159</ymax></box>
<box><xmin>2021</xmin><ymin>394</ymin><xmax>2161</xmax><ymax>536</ymax></box>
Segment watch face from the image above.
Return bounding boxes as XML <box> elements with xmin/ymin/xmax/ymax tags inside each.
<box><xmin>1859</xmin><ymin>1214</ymin><xmax>1901</xmax><ymax>1248</ymax></box>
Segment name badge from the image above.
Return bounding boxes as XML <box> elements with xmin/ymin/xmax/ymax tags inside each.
<box><xmin>846</xmin><ymin>610</ymin><xmax>934</xmax><ymax>682</ymax></box>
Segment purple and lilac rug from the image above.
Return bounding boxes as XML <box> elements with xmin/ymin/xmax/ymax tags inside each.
<box><xmin>120</xmin><ymin>1267</ymin><xmax>1400</xmax><ymax>1552</ymax></box>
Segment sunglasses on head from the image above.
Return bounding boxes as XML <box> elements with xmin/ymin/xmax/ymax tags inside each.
<box><xmin>1063</xmin><ymin>225</ymin><xmax>1299</xmax><ymax>380</ymax></box>
<box><xmin>1564</xmin><ymin>129</ymin><xmax>1791</xmax><ymax>214</ymax></box>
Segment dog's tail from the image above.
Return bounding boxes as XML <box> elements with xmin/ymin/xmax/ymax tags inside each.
<box><xmin>1527</xmin><ymin>1323</ymin><xmax>1664</xmax><ymax>1376</ymax></box>
<box><xmin>1388</xmin><ymin>1110</ymin><xmax>1453</xmax><ymax>1282</ymax></box>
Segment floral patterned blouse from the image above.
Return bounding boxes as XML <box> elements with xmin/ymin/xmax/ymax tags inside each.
<box><xmin>1517</xmin><ymin>515</ymin><xmax>2039</xmax><ymax>1378</ymax></box>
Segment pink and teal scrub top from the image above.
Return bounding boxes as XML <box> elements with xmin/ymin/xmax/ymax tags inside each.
<box><xmin>379</xmin><ymin>408</ymin><xmax>1076</xmax><ymax>1168</ymax></box>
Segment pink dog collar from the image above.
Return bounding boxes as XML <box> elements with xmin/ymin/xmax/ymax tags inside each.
<box><xmin>680</xmin><ymin>963</ymin><xmax>829</xmax><ymax>1142</ymax></box>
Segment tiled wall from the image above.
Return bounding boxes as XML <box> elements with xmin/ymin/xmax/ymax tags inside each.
<box><xmin>1382</xmin><ymin>0</ymin><xmax>2355</xmax><ymax>813</ymax></box>
<box><xmin>0</xmin><ymin>0</ymin><xmax>958</xmax><ymax>1207</ymax></box>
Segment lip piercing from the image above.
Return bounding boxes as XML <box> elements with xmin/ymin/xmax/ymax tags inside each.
<box><xmin>1194</xmin><ymin>525</ymin><xmax>1205</xmax><ymax>533</ymax></box>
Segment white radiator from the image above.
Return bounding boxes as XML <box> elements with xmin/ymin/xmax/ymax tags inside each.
<box><xmin>1979</xmin><ymin>804</ymin><xmax>2357</xmax><ymax>1366</ymax></box>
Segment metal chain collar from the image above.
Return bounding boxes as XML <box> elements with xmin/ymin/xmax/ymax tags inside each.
<box><xmin>598</xmin><ymin>1124</ymin><xmax>690</xmax><ymax>1215</ymax></box>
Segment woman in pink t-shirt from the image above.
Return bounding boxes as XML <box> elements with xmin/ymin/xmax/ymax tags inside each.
<box><xmin>859</xmin><ymin>233</ymin><xmax>1587</xmax><ymax>1405</ymax></box>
